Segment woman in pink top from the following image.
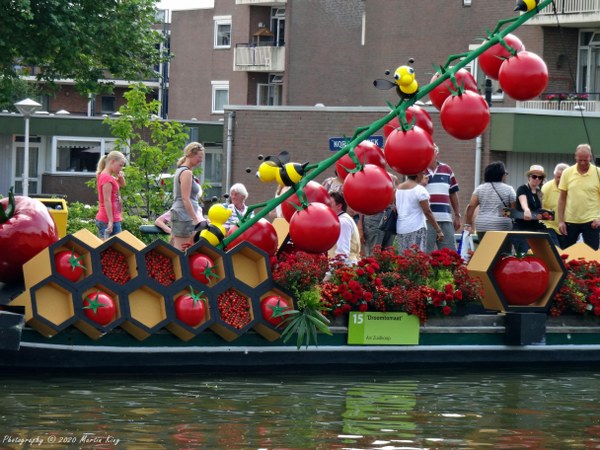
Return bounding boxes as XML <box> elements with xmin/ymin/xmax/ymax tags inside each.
<box><xmin>95</xmin><ymin>151</ymin><xmax>127</xmax><ymax>240</ymax></box>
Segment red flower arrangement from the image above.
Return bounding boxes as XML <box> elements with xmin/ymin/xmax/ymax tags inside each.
<box><xmin>550</xmin><ymin>257</ymin><xmax>600</xmax><ymax>317</ymax></box>
<box><xmin>271</xmin><ymin>250</ymin><xmax>329</xmax><ymax>298</ymax></box>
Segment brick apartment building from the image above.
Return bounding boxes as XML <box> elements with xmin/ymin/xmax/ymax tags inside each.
<box><xmin>167</xmin><ymin>0</ymin><xmax>599</xmax><ymax>211</ymax></box>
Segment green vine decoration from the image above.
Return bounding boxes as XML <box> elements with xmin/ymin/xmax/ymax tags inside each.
<box><xmin>219</xmin><ymin>0</ymin><xmax>552</xmax><ymax>250</ymax></box>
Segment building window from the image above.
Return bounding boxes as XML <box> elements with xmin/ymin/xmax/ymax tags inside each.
<box><xmin>578</xmin><ymin>30</ymin><xmax>600</xmax><ymax>100</ymax></box>
<box><xmin>214</xmin><ymin>16</ymin><xmax>232</xmax><ymax>49</ymax></box>
<box><xmin>257</xmin><ymin>74</ymin><xmax>283</xmax><ymax>105</ymax></box>
<box><xmin>101</xmin><ymin>96</ymin><xmax>116</xmax><ymax>114</ymax></box>
<box><xmin>201</xmin><ymin>144</ymin><xmax>223</xmax><ymax>199</ymax></box>
<box><xmin>211</xmin><ymin>81</ymin><xmax>229</xmax><ymax>113</ymax></box>
<box><xmin>51</xmin><ymin>137</ymin><xmax>118</xmax><ymax>173</ymax></box>
<box><xmin>270</xmin><ymin>8</ymin><xmax>285</xmax><ymax>47</ymax></box>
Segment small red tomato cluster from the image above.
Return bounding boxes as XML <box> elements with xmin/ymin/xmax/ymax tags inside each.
<box><xmin>217</xmin><ymin>289</ymin><xmax>252</xmax><ymax>329</ymax></box>
<box><xmin>100</xmin><ymin>247</ymin><xmax>131</xmax><ymax>285</ymax></box>
<box><xmin>145</xmin><ymin>250</ymin><xmax>176</xmax><ymax>286</ymax></box>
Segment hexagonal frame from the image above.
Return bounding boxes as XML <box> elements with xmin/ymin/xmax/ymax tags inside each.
<box><xmin>50</xmin><ymin>239</ymin><xmax>97</xmax><ymax>285</ymax></box>
<box><xmin>29</xmin><ymin>277</ymin><xmax>77</xmax><ymax>337</ymax></box>
<box><xmin>226</xmin><ymin>242</ymin><xmax>270</xmax><ymax>289</ymax></box>
<box><xmin>166</xmin><ymin>281</ymin><xmax>216</xmax><ymax>341</ymax></box>
<box><xmin>138</xmin><ymin>239</ymin><xmax>185</xmax><ymax>288</ymax></box>
<box><xmin>211</xmin><ymin>286</ymin><xmax>257</xmax><ymax>341</ymax></box>
<box><xmin>467</xmin><ymin>231</ymin><xmax>567</xmax><ymax>312</ymax></box>
<box><xmin>75</xmin><ymin>282</ymin><xmax>126</xmax><ymax>340</ymax></box>
<box><xmin>253</xmin><ymin>285</ymin><xmax>296</xmax><ymax>342</ymax></box>
<box><xmin>186</xmin><ymin>241</ymin><xmax>229</xmax><ymax>288</ymax></box>
<box><xmin>120</xmin><ymin>279</ymin><xmax>173</xmax><ymax>341</ymax></box>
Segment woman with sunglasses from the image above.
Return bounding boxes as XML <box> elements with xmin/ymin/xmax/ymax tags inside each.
<box><xmin>512</xmin><ymin>164</ymin><xmax>550</xmax><ymax>251</ymax></box>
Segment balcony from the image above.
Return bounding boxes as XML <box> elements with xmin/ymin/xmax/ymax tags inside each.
<box><xmin>526</xmin><ymin>0</ymin><xmax>600</xmax><ymax>27</ymax></box>
<box><xmin>234</xmin><ymin>44</ymin><xmax>285</xmax><ymax>72</ymax></box>
<box><xmin>517</xmin><ymin>100</ymin><xmax>600</xmax><ymax>112</ymax></box>
<box><xmin>236</xmin><ymin>0</ymin><xmax>286</xmax><ymax>5</ymax></box>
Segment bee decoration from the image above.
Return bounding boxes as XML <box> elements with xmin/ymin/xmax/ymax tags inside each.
<box><xmin>514</xmin><ymin>0</ymin><xmax>540</xmax><ymax>12</ymax></box>
<box><xmin>193</xmin><ymin>203</ymin><xmax>232</xmax><ymax>246</ymax></box>
<box><xmin>256</xmin><ymin>151</ymin><xmax>309</xmax><ymax>187</ymax></box>
<box><xmin>373</xmin><ymin>58</ymin><xmax>419</xmax><ymax>99</ymax></box>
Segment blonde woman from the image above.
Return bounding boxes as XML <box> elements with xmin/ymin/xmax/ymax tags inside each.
<box><xmin>95</xmin><ymin>150</ymin><xmax>127</xmax><ymax>239</ymax></box>
<box><xmin>170</xmin><ymin>142</ymin><xmax>205</xmax><ymax>250</ymax></box>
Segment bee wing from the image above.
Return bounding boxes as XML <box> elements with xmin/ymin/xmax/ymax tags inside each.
<box><xmin>265</xmin><ymin>150</ymin><xmax>290</xmax><ymax>166</ymax></box>
<box><xmin>373</xmin><ymin>79</ymin><xmax>397</xmax><ymax>90</ymax></box>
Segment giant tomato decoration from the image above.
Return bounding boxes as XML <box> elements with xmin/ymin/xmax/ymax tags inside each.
<box><xmin>289</xmin><ymin>202</ymin><xmax>340</xmax><ymax>254</ymax></box>
<box><xmin>493</xmin><ymin>255</ymin><xmax>549</xmax><ymax>306</ymax></box>
<box><xmin>498</xmin><ymin>51</ymin><xmax>548</xmax><ymax>101</ymax></box>
<box><xmin>343</xmin><ymin>165</ymin><xmax>395</xmax><ymax>215</ymax></box>
<box><xmin>188</xmin><ymin>253</ymin><xmax>217</xmax><ymax>284</ymax></box>
<box><xmin>478</xmin><ymin>34</ymin><xmax>525</xmax><ymax>80</ymax></box>
<box><xmin>175</xmin><ymin>288</ymin><xmax>207</xmax><ymax>327</ymax></box>
<box><xmin>0</xmin><ymin>190</ymin><xmax>58</xmax><ymax>283</ymax></box>
<box><xmin>83</xmin><ymin>290</ymin><xmax>116</xmax><ymax>326</ymax></box>
<box><xmin>384</xmin><ymin>125</ymin><xmax>434</xmax><ymax>175</ymax></box>
<box><xmin>261</xmin><ymin>295</ymin><xmax>292</xmax><ymax>326</ymax></box>
<box><xmin>429</xmin><ymin>69</ymin><xmax>479</xmax><ymax>110</ymax></box>
<box><xmin>440</xmin><ymin>91</ymin><xmax>490</xmax><ymax>140</ymax></box>
<box><xmin>383</xmin><ymin>105</ymin><xmax>434</xmax><ymax>139</ymax></box>
<box><xmin>281</xmin><ymin>181</ymin><xmax>330</xmax><ymax>223</ymax></box>
<box><xmin>335</xmin><ymin>140</ymin><xmax>386</xmax><ymax>181</ymax></box>
<box><xmin>54</xmin><ymin>249</ymin><xmax>86</xmax><ymax>283</ymax></box>
<box><xmin>226</xmin><ymin>218</ymin><xmax>278</xmax><ymax>256</ymax></box>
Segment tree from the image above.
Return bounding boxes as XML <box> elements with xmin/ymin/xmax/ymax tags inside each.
<box><xmin>103</xmin><ymin>83</ymin><xmax>188</xmax><ymax>219</ymax></box>
<box><xmin>0</xmin><ymin>0</ymin><xmax>166</xmax><ymax>104</ymax></box>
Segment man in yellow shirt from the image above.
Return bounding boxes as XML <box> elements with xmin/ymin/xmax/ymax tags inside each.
<box><xmin>557</xmin><ymin>144</ymin><xmax>600</xmax><ymax>249</ymax></box>
<box><xmin>542</xmin><ymin>162</ymin><xmax>569</xmax><ymax>248</ymax></box>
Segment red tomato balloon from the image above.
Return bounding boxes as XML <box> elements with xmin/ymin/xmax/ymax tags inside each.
<box><xmin>83</xmin><ymin>291</ymin><xmax>116</xmax><ymax>326</ymax></box>
<box><xmin>343</xmin><ymin>165</ymin><xmax>395</xmax><ymax>215</ymax></box>
<box><xmin>384</xmin><ymin>125</ymin><xmax>435</xmax><ymax>175</ymax></box>
<box><xmin>175</xmin><ymin>292</ymin><xmax>207</xmax><ymax>327</ymax></box>
<box><xmin>281</xmin><ymin>181</ymin><xmax>330</xmax><ymax>223</ymax></box>
<box><xmin>498</xmin><ymin>51</ymin><xmax>548</xmax><ymax>101</ymax></box>
<box><xmin>383</xmin><ymin>105</ymin><xmax>434</xmax><ymax>139</ymax></box>
<box><xmin>226</xmin><ymin>218</ymin><xmax>279</xmax><ymax>256</ymax></box>
<box><xmin>428</xmin><ymin>69</ymin><xmax>479</xmax><ymax>110</ymax></box>
<box><xmin>289</xmin><ymin>202</ymin><xmax>340</xmax><ymax>254</ymax></box>
<box><xmin>493</xmin><ymin>255</ymin><xmax>549</xmax><ymax>306</ymax></box>
<box><xmin>54</xmin><ymin>250</ymin><xmax>85</xmax><ymax>283</ymax></box>
<box><xmin>188</xmin><ymin>253</ymin><xmax>215</xmax><ymax>284</ymax></box>
<box><xmin>440</xmin><ymin>91</ymin><xmax>490</xmax><ymax>140</ymax></box>
<box><xmin>335</xmin><ymin>140</ymin><xmax>386</xmax><ymax>181</ymax></box>
<box><xmin>478</xmin><ymin>33</ymin><xmax>525</xmax><ymax>80</ymax></box>
<box><xmin>261</xmin><ymin>295</ymin><xmax>292</xmax><ymax>326</ymax></box>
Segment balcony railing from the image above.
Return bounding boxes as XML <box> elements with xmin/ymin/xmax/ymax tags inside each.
<box><xmin>517</xmin><ymin>100</ymin><xmax>600</xmax><ymax>111</ymax></box>
<box><xmin>234</xmin><ymin>44</ymin><xmax>285</xmax><ymax>72</ymax></box>
<box><xmin>537</xmin><ymin>0</ymin><xmax>600</xmax><ymax>14</ymax></box>
<box><xmin>526</xmin><ymin>0</ymin><xmax>600</xmax><ymax>25</ymax></box>
<box><xmin>235</xmin><ymin>0</ymin><xmax>286</xmax><ymax>5</ymax></box>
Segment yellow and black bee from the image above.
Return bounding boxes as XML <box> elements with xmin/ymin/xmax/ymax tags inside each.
<box><xmin>194</xmin><ymin>204</ymin><xmax>231</xmax><ymax>246</ymax></box>
<box><xmin>374</xmin><ymin>58</ymin><xmax>418</xmax><ymax>98</ymax></box>
<box><xmin>514</xmin><ymin>0</ymin><xmax>540</xmax><ymax>12</ymax></box>
<box><xmin>256</xmin><ymin>151</ymin><xmax>308</xmax><ymax>187</ymax></box>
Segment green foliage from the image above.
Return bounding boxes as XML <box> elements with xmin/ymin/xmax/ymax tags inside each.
<box><xmin>0</xmin><ymin>76</ymin><xmax>41</xmax><ymax>112</ymax></box>
<box><xmin>104</xmin><ymin>83</ymin><xmax>189</xmax><ymax>219</ymax></box>
<box><xmin>0</xmin><ymin>0</ymin><xmax>167</xmax><ymax>103</ymax></box>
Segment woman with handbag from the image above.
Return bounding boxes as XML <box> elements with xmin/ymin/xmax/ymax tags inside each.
<box><xmin>395</xmin><ymin>172</ymin><xmax>444</xmax><ymax>253</ymax></box>
<box><xmin>464</xmin><ymin>161</ymin><xmax>516</xmax><ymax>252</ymax></box>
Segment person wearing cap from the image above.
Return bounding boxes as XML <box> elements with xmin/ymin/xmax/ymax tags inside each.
<box><xmin>541</xmin><ymin>162</ymin><xmax>569</xmax><ymax>248</ymax></box>
<box><xmin>424</xmin><ymin>144</ymin><xmax>461</xmax><ymax>253</ymax></box>
<box><xmin>512</xmin><ymin>164</ymin><xmax>550</xmax><ymax>252</ymax></box>
<box><xmin>557</xmin><ymin>143</ymin><xmax>600</xmax><ymax>250</ymax></box>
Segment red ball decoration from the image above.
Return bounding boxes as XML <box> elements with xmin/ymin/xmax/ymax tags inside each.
<box><xmin>440</xmin><ymin>90</ymin><xmax>490</xmax><ymax>140</ymax></box>
<box><xmin>498</xmin><ymin>51</ymin><xmax>549</xmax><ymax>101</ymax></box>
<box><xmin>428</xmin><ymin>69</ymin><xmax>479</xmax><ymax>110</ymax></box>
<box><xmin>478</xmin><ymin>33</ymin><xmax>525</xmax><ymax>80</ymax></box>
<box><xmin>384</xmin><ymin>105</ymin><xmax>434</xmax><ymax>140</ymax></box>
<box><xmin>289</xmin><ymin>202</ymin><xmax>340</xmax><ymax>254</ymax></box>
<box><xmin>281</xmin><ymin>181</ymin><xmax>330</xmax><ymax>223</ymax></box>
<box><xmin>343</xmin><ymin>165</ymin><xmax>395</xmax><ymax>215</ymax></box>
<box><xmin>226</xmin><ymin>218</ymin><xmax>279</xmax><ymax>256</ymax></box>
<box><xmin>336</xmin><ymin>140</ymin><xmax>386</xmax><ymax>181</ymax></box>
<box><xmin>384</xmin><ymin>125</ymin><xmax>435</xmax><ymax>175</ymax></box>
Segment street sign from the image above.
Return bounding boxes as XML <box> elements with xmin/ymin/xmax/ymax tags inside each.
<box><xmin>329</xmin><ymin>135</ymin><xmax>384</xmax><ymax>151</ymax></box>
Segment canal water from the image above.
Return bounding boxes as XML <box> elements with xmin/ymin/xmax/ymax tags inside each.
<box><xmin>1</xmin><ymin>367</ymin><xmax>599</xmax><ymax>449</ymax></box>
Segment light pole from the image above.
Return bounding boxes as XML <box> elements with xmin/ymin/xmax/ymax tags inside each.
<box><xmin>14</xmin><ymin>98</ymin><xmax>42</xmax><ymax>196</ymax></box>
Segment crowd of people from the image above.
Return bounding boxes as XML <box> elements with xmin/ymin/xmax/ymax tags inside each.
<box><xmin>95</xmin><ymin>140</ymin><xmax>600</xmax><ymax>259</ymax></box>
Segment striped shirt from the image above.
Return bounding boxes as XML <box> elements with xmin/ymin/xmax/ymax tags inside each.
<box><xmin>473</xmin><ymin>182</ymin><xmax>516</xmax><ymax>232</ymax></box>
<box><xmin>426</xmin><ymin>162</ymin><xmax>459</xmax><ymax>222</ymax></box>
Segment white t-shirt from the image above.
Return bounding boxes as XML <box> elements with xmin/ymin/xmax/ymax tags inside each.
<box><xmin>395</xmin><ymin>184</ymin><xmax>430</xmax><ymax>234</ymax></box>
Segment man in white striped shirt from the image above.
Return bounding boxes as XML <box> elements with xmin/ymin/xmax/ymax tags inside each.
<box><xmin>425</xmin><ymin>144</ymin><xmax>461</xmax><ymax>253</ymax></box>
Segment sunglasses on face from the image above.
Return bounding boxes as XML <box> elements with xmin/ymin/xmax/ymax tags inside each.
<box><xmin>530</xmin><ymin>174</ymin><xmax>544</xmax><ymax>180</ymax></box>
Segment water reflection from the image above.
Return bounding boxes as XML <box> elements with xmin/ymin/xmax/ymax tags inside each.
<box><xmin>1</xmin><ymin>369</ymin><xmax>600</xmax><ymax>449</ymax></box>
